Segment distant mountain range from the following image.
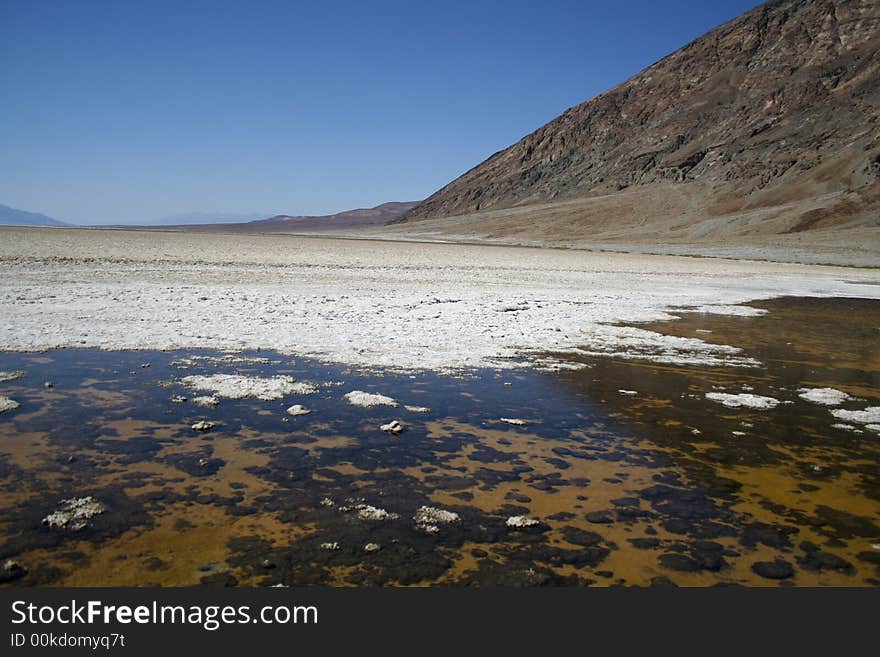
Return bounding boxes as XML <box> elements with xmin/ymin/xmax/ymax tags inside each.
<box><xmin>393</xmin><ymin>0</ymin><xmax>880</xmax><ymax>249</ymax></box>
<box><xmin>0</xmin><ymin>204</ymin><xmax>69</xmax><ymax>227</ymax></box>
<box><xmin>250</xmin><ymin>201</ymin><xmax>421</xmax><ymax>231</ymax></box>
<box><xmin>143</xmin><ymin>201</ymin><xmax>421</xmax><ymax>233</ymax></box>
<box><xmin>147</xmin><ymin>211</ymin><xmax>269</xmax><ymax>225</ymax></box>
<box><xmin>0</xmin><ymin>202</ymin><xmax>420</xmax><ymax>232</ymax></box>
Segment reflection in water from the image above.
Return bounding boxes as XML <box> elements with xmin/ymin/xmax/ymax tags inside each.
<box><xmin>0</xmin><ymin>297</ymin><xmax>878</xmax><ymax>587</ymax></box>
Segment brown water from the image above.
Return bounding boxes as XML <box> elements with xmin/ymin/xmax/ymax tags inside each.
<box><xmin>0</xmin><ymin>296</ymin><xmax>878</xmax><ymax>587</ymax></box>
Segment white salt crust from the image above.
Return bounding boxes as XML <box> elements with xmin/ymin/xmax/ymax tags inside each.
<box><xmin>831</xmin><ymin>407</ymin><xmax>880</xmax><ymax>425</ymax></box>
<box><xmin>2</xmin><ymin>232</ymin><xmax>879</xmax><ymax>371</ymax></box>
<box><xmin>797</xmin><ymin>388</ymin><xmax>852</xmax><ymax>406</ymax></box>
<box><xmin>181</xmin><ymin>374</ymin><xmax>316</xmax><ymax>400</ymax></box>
<box><xmin>705</xmin><ymin>392</ymin><xmax>781</xmax><ymax>410</ymax></box>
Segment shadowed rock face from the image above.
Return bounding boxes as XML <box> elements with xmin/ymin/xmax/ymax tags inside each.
<box><xmin>398</xmin><ymin>0</ymin><xmax>880</xmax><ymax>239</ymax></box>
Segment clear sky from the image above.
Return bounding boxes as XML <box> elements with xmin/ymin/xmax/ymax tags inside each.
<box><xmin>0</xmin><ymin>0</ymin><xmax>761</xmax><ymax>225</ymax></box>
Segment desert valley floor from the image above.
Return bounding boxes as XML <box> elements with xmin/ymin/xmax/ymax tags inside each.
<box><xmin>0</xmin><ymin>227</ymin><xmax>878</xmax><ymax>586</ymax></box>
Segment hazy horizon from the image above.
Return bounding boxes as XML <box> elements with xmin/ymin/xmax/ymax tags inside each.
<box><xmin>1</xmin><ymin>0</ymin><xmax>760</xmax><ymax>225</ymax></box>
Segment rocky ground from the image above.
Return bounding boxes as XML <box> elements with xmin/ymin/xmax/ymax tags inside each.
<box><xmin>1</xmin><ymin>226</ymin><xmax>879</xmax><ymax>370</ymax></box>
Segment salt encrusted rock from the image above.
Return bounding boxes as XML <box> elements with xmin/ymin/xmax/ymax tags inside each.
<box><xmin>181</xmin><ymin>374</ymin><xmax>316</xmax><ymax>400</ymax></box>
<box><xmin>319</xmin><ymin>497</ymin><xmax>335</xmax><ymax>507</ymax></box>
<box><xmin>192</xmin><ymin>395</ymin><xmax>220</xmax><ymax>408</ymax></box>
<box><xmin>336</xmin><ymin>498</ymin><xmax>398</xmax><ymax>521</ymax></box>
<box><xmin>363</xmin><ymin>543</ymin><xmax>381</xmax><ymax>553</ymax></box>
<box><xmin>831</xmin><ymin>407</ymin><xmax>880</xmax><ymax>424</ymax></box>
<box><xmin>380</xmin><ymin>420</ymin><xmax>403</xmax><ymax>434</ymax></box>
<box><xmin>404</xmin><ymin>405</ymin><xmax>429</xmax><ymax>413</ymax></box>
<box><xmin>170</xmin><ymin>395</ymin><xmax>187</xmax><ymax>403</ymax></box>
<box><xmin>320</xmin><ymin>542</ymin><xmax>340</xmax><ymax>551</ymax></box>
<box><xmin>867</xmin><ymin>424</ymin><xmax>880</xmax><ymax>433</ymax></box>
<box><xmin>356</xmin><ymin>505</ymin><xmax>399</xmax><ymax>521</ymax></box>
<box><xmin>500</xmin><ymin>417</ymin><xmax>526</xmax><ymax>426</ymax></box>
<box><xmin>831</xmin><ymin>423</ymin><xmax>860</xmax><ymax>432</ymax></box>
<box><xmin>42</xmin><ymin>497</ymin><xmax>105</xmax><ymax>531</ymax></box>
<box><xmin>506</xmin><ymin>515</ymin><xmax>540</xmax><ymax>529</ymax></box>
<box><xmin>191</xmin><ymin>420</ymin><xmax>214</xmax><ymax>432</ymax></box>
<box><xmin>618</xmin><ymin>389</ymin><xmax>638</xmax><ymax>396</ymax></box>
<box><xmin>797</xmin><ymin>388</ymin><xmax>852</xmax><ymax>406</ymax></box>
<box><xmin>705</xmin><ymin>392</ymin><xmax>780</xmax><ymax>409</ymax></box>
<box><xmin>344</xmin><ymin>390</ymin><xmax>398</xmax><ymax>407</ymax></box>
<box><xmin>286</xmin><ymin>404</ymin><xmax>311</xmax><ymax>416</ymax></box>
<box><xmin>0</xmin><ymin>559</ymin><xmax>26</xmax><ymax>584</ymax></box>
<box><xmin>0</xmin><ymin>397</ymin><xmax>20</xmax><ymax>413</ymax></box>
<box><xmin>414</xmin><ymin>506</ymin><xmax>460</xmax><ymax>534</ymax></box>
<box><xmin>0</xmin><ymin>371</ymin><xmax>25</xmax><ymax>382</ymax></box>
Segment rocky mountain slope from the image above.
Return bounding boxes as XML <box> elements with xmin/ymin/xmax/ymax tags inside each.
<box><xmin>393</xmin><ymin>0</ymin><xmax>879</xmax><ymax>250</ymax></box>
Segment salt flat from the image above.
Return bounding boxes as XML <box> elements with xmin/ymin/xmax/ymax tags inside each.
<box><xmin>1</xmin><ymin>226</ymin><xmax>878</xmax><ymax>371</ymax></box>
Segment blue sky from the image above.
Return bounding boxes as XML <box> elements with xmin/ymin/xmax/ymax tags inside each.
<box><xmin>0</xmin><ymin>0</ymin><xmax>761</xmax><ymax>225</ymax></box>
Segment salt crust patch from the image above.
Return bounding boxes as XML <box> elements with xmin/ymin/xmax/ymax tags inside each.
<box><xmin>797</xmin><ymin>388</ymin><xmax>852</xmax><ymax>406</ymax></box>
<box><xmin>570</xmin><ymin>326</ymin><xmax>760</xmax><ymax>368</ymax></box>
<box><xmin>705</xmin><ymin>392</ymin><xmax>781</xmax><ymax>410</ymax></box>
<box><xmin>0</xmin><ymin>397</ymin><xmax>20</xmax><ymax>413</ymax></box>
<box><xmin>344</xmin><ymin>391</ymin><xmax>398</xmax><ymax>407</ymax></box>
<box><xmin>2</xmin><ymin>235</ymin><xmax>879</xmax><ymax>371</ymax></box>
<box><xmin>506</xmin><ymin>516</ymin><xmax>540</xmax><ymax>528</ymax></box>
<box><xmin>690</xmin><ymin>305</ymin><xmax>768</xmax><ymax>317</ymax></box>
<box><xmin>171</xmin><ymin>355</ymin><xmax>274</xmax><ymax>367</ymax></box>
<box><xmin>831</xmin><ymin>407</ymin><xmax>880</xmax><ymax>425</ymax></box>
<box><xmin>531</xmin><ymin>358</ymin><xmax>590</xmax><ymax>372</ymax></box>
<box><xmin>0</xmin><ymin>371</ymin><xmax>25</xmax><ymax>382</ymax></box>
<box><xmin>181</xmin><ymin>374</ymin><xmax>316</xmax><ymax>400</ymax></box>
<box><xmin>42</xmin><ymin>497</ymin><xmax>105</xmax><ymax>531</ymax></box>
<box><xmin>413</xmin><ymin>506</ymin><xmax>460</xmax><ymax>534</ymax></box>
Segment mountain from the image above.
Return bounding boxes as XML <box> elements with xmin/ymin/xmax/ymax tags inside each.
<box><xmin>148</xmin><ymin>211</ymin><xmax>268</xmax><ymax>225</ymax></box>
<box><xmin>0</xmin><ymin>204</ymin><xmax>69</xmax><ymax>227</ymax></box>
<box><xmin>142</xmin><ymin>201</ymin><xmax>420</xmax><ymax>232</ymax></box>
<box><xmin>392</xmin><ymin>0</ymin><xmax>880</xmax><ymax>251</ymax></box>
<box><xmin>250</xmin><ymin>201</ymin><xmax>421</xmax><ymax>231</ymax></box>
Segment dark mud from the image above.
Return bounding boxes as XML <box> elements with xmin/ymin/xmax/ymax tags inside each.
<box><xmin>0</xmin><ymin>297</ymin><xmax>878</xmax><ymax>587</ymax></box>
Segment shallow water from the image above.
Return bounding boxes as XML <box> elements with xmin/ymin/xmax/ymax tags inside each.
<box><xmin>0</xmin><ymin>296</ymin><xmax>878</xmax><ymax>587</ymax></box>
